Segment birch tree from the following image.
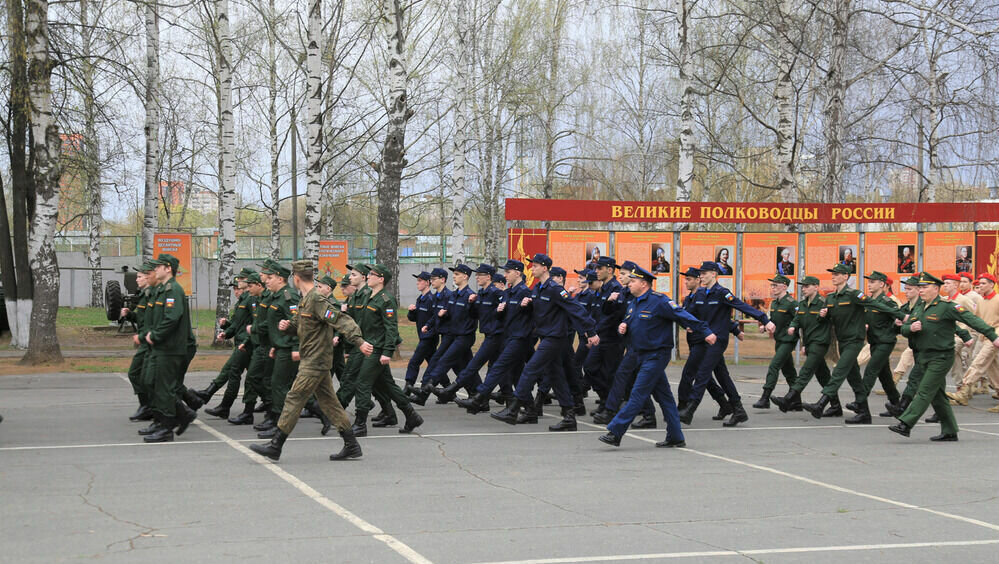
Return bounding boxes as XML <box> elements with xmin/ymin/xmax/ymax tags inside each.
<box><xmin>304</xmin><ymin>0</ymin><xmax>323</xmax><ymax>260</ymax></box>
<box><xmin>674</xmin><ymin>0</ymin><xmax>695</xmax><ymax>206</ymax></box>
<box><xmin>142</xmin><ymin>1</ymin><xmax>160</xmax><ymax>260</ymax></box>
<box><xmin>450</xmin><ymin>0</ymin><xmax>470</xmax><ymax>265</ymax></box>
<box><xmin>79</xmin><ymin>0</ymin><xmax>104</xmax><ymax>307</ymax></box>
<box><xmin>214</xmin><ymin>0</ymin><xmax>236</xmax><ymax>322</ymax></box>
<box><xmin>23</xmin><ymin>0</ymin><xmax>63</xmax><ymax>363</ymax></box>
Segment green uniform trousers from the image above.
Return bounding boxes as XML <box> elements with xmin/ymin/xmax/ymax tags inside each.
<box><xmin>899</xmin><ymin>350</ymin><xmax>958</xmax><ymax>435</ymax></box>
<box><xmin>790</xmin><ymin>344</ymin><xmax>833</xmax><ymax>393</ymax></box>
<box><xmin>338</xmin><ymin>356</ymin><xmax>411</xmax><ymax>417</ymax></box>
<box><xmin>269</xmin><ymin>348</ymin><xmax>299</xmax><ymax>418</ymax></box>
<box><xmin>127</xmin><ymin>347</ymin><xmax>150</xmax><ymax>405</ymax></box>
<box><xmin>173</xmin><ymin>344</ymin><xmax>196</xmax><ymax>399</ymax></box>
<box><xmin>244</xmin><ymin>345</ymin><xmax>274</xmax><ymax>407</ymax></box>
<box><xmin>764</xmin><ymin>341</ymin><xmax>797</xmax><ymax>391</ymax></box>
<box><xmin>213</xmin><ymin>345</ymin><xmax>252</xmax><ymax>405</ymax></box>
<box><xmin>858</xmin><ymin>342</ymin><xmax>900</xmax><ymax>403</ymax></box>
<box><xmin>901</xmin><ymin>352</ymin><xmax>926</xmax><ymax>400</ymax></box>
<box><xmin>820</xmin><ymin>339</ymin><xmax>865</xmax><ymax>397</ymax></box>
<box><xmin>149</xmin><ymin>352</ymin><xmax>186</xmax><ymax>418</ymax></box>
<box><xmin>277</xmin><ymin>368</ymin><xmax>352</xmax><ymax>436</ymax></box>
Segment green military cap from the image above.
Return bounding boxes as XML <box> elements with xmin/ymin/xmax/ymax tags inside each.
<box><xmin>916</xmin><ymin>271</ymin><xmax>944</xmax><ymax>286</ymax></box>
<box><xmin>156</xmin><ymin>253</ymin><xmax>181</xmax><ymax>272</ymax></box>
<box><xmin>245</xmin><ymin>272</ymin><xmax>263</xmax><ymax>285</ymax></box>
<box><xmin>347</xmin><ymin>263</ymin><xmax>370</xmax><ymax>275</ymax></box>
<box><xmin>827</xmin><ymin>263</ymin><xmax>852</xmax><ymax>274</ymax></box>
<box><xmin>237</xmin><ymin>267</ymin><xmax>257</xmax><ymax>278</ymax></box>
<box><xmin>291</xmin><ymin>259</ymin><xmax>314</xmax><ymax>276</ymax></box>
<box><xmin>864</xmin><ymin>270</ymin><xmax>888</xmax><ymax>282</ymax></box>
<box><xmin>339</xmin><ymin>274</ymin><xmax>351</xmax><ymax>286</ymax></box>
<box><xmin>367</xmin><ymin>263</ymin><xmax>392</xmax><ymax>282</ymax></box>
<box><xmin>768</xmin><ymin>274</ymin><xmax>791</xmax><ymax>285</ymax></box>
<box><xmin>799</xmin><ymin>275</ymin><xmax>820</xmax><ymax>286</ymax></box>
<box><xmin>228</xmin><ymin>278</ymin><xmax>240</xmax><ymax>288</ymax></box>
<box><xmin>318</xmin><ymin>275</ymin><xmax>337</xmax><ymax>288</ymax></box>
<box><xmin>138</xmin><ymin>260</ymin><xmax>158</xmax><ymax>272</ymax></box>
<box><xmin>257</xmin><ymin>258</ymin><xmax>279</xmax><ymax>273</ymax></box>
<box><xmin>262</xmin><ymin>260</ymin><xmax>290</xmax><ymax>278</ymax></box>
<box><xmin>902</xmin><ymin>276</ymin><xmax>921</xmax><ymax>287</ymax></box>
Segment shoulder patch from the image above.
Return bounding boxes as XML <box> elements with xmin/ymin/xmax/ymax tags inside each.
<box><xmin>324</xmin><ymin>308</ymin><xmax>337</xmax><ymax>320</ymax></box>
<box><xmin>559</xmin><ymin>289</ymin><xmax>569</xmax><ymax>299</ymax></box>
<box><xmin>857</xmin><ymin>291</ymin><xmax>865</xmax><ymax>299</ymax></box>
<box><xmin>386</xmin><ymin>308</ymin><xmax>395</xmax><ymax>318</ymax></box>
<box><xmin>955</xmin><ymin>303</ymin><xmax>966</xmax><ymax>312</ymax></box>
<box><xmin>725</xmin><ymin>292</ymin><xmax>734</xmax><ymax>301</ymax></box>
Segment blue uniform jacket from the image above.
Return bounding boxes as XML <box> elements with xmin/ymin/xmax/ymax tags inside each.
<box><xmin>593</xmin><ymin>278</ymin><xmax>625</xmax><ymax>342</ymax></box>
<box><xmin>683</xmin><ymin>289</ymin><xmax>742</xmax><ymax>344</ymax></box>
<box><xmin>471</xmin><ymin>285</ymin><xmax>503</xmax><ymax>336</ymax></box>
<box><xmin>526</xmin><ymin>278</ymin><xmax>596</xmax><ymax>338</ymax></box>
<box><xmin>407</xmin><ymin>291</ymin><xmax>437</xmax><ymax>340</ymax></box>
<box><xmin>498</xmin><ymin>281</ymin><xmax>534</xmax><ymax>339</ymax></box>
<box><xmin>426</xmin><ymin>287</ymin><xmax>454</xmax><ymax>336</ymax></box>
<box><xmin>687</xmin><ymin>283</ymin><xmax>769</xmax><ymax>342</ymax></box>
<box><xmin>439</xmin><ymin>285</ymin><xmax>477</xmax><ymax>336</ymax></box>
<box><xmin>625</xmin><ymin>290</ymin><xmax>711</xmax><ymax>352</ymax></box>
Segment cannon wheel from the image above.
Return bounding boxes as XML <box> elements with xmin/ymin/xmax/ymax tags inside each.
<box><xmin>105</xmin><ymin>280</ymin><xmax>124</xmax><ymax>321</ymax></box>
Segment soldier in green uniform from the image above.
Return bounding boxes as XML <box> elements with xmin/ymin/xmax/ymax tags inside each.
<box><xmin>337</xmin><ymin>264</ymin><xmax>424</xmax><ymax>436</ymax></box>
<box><xmin>258</xmin><ymin>262</ymin><xmax>301</xmax><ymax>439</ymax></box>
<box><xmin>250</xmin><ymin>261</ymin><xmax>373</xmax><ymax>462</ymax></box>
<box><xmin>123</xmin><ymin>261</ymin><xmax>156</xmax><ymax>422</ymax></box>
<box><xmin>318</xmin><ymin>275</ymin><xmax>347</xmax><ymax>382</ymax></box>
<box><xmin>229</xmin><ymin>263</ymin><xmax>276</xmax><ymax>425</ymax></box>
<box><xmin>754</xmin><ymin>275</ymin><xmax>798</xmax><ymax>408</ymax></box>
<box><xmin>802</xmin><ymin>264</ymin><xmax>904</xmax><ymax>419</ymax></box>
<box><xmin>773</xmin><ymin>276</ymin><xmax>840</xmax><ymax>415</ymax></box>
<box><xmin>200</xmin><ymin>271</ymin><xmax>257</xmax><ymax>418</ymax></box>
<box><xmin>890</xmin><ymin>272</ymin><xmax>999</xmax><ymax>441</ymax></box>
<box><xmin>848</xmin><ymin>271</ymin><xmax>903</xmax><ymax>423</ymax></box>
<box><xmin>140</xmin><ymin>254</ymin><xmax>197</xmax><ymax>443</ymax></box>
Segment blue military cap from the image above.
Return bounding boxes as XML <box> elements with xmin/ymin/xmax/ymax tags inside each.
<box><xmin>430</xmin><ymin>267</ymin><xmax>449</xmax><ymax>279</ymax></box>
<box><xmin>528</xmin><ymin>253</ymin><xmax>553</xmax><ymax>268</ymax></box>
<box><xmin>573</xmin><ymin>268</ymin><xmax>593</xmax><ymax>277</ymax></box>
<box><xmin>585</xmin><ymin>271</ymin><xmax>599</xmax><ymax>283</ymax></box>
<box><xmin>596</xmin><ymin>256</ymin><xmax>617</xmax><ymax>268</ymax></box>
<box><xmin>697</xmin><ymin>261</ymin><xmax>721</xmax><ymax>273</ymax></box>
<box><xmin>682</xmin><ymin>266</ymin><xmax>701</xmax><ymax>278</ymax></box>
<box><xmin>501</xmin><ymin>259</ymin><xmax>524</xmax><ymax>272</ymax></box>
<box><xmin>619</xmin><ymin>260</ymin><xmax>639</xmax><ymax>272</ymax></box>
<box><xmin>492</xmin><ymin>273</ymin><xmax>506</xmax><ymax>284</ymax></box>
<box><xmin>412</xmin><ymin>271</ymin><xmax>431</xmax><ymax>281</ymax></box>
<box><xmin>550</xmin><ymin>266</ymin><xmax>567</xmax><ymax>278</ymax></box>
<box><xmin>450</xmin><ymin>263</ymin><xmax>473</xmax><ymax>276</ymax></box>
<box><xmin>629</xmin><ymin>265</ymin><xmax>656</xmax><ymax>283</ymax></box>
<box><xmin>474</xmin><ymin>263</ymin><xmax>496</xmax><ymax>275</ymax></box>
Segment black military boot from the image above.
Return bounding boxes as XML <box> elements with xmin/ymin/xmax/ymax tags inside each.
<box><xmin>655</xmin><ymin>436</ymin><xmax>686</xmax><ymax>448</ymax></box>
<box><xmin>517</xmin><ymin>401</ymin><xmax>540</xmax><ymax>424</ymax></box>
<box><xmin>802</xmin><ymin>394</ymin><xmax>831</xmax><ymax>419</ymax></box>
<box><xmin>372</xmin><ymin>407</ymin><xmax>398</xmax><ymax>428</ymax></box>
<box><xmin>455</xmin><ymin>392</ymin><xmax>490</xmax><ymax>414</ymax></box>
<box><xmin>598</xmin><ymin>432</ymin><xmax>622</xmax><ymax>447</ymax></box>
<box><xmin>491</xmin><ymin>398</ymin><xmax>524</xmax><ymax>425</ymax></box>
<box><xmin>490</xmin><ymin>392</ymin><xmax>506</xmax><ymax>405</ymax></box>
<box><xmin>250</xmin><ymin>429</ymin><xmax>288</xmax><ymax>461</ymax></box>
<box><xmin>314</xmin><ymin>407</ymin><xmax>333</xmax><ymax>435</ymax></box>
<box><xmin>175</xmin><ymin>401</ymin><xmax>197</xmax><ymax>436</ymax></box>
<box><xmin>752</xmin><ymin>389</ymin><xmax>772</xmax><ymax>409</ymax></box>
<box><xmin>330</xmin><ymin>428</ymin><xmax>363</xmax><ymax>460</ymax></box>
<box><xmin>399</xmin><ymin>404</ymin><xmax>424</xmax><ymax>434</ymax></box>
<box><xmin>844</xmin><ymin>400</ymin><xmax>872</xmax><ymax>424</ymax></box>
<box><xmin>823</xmin><ymin>396</ymin><xmax>843</xmax><ymax>417</ymax></box>
<box><xmin>408</xmin><ymin>383</ymin><xmax>433</xmax><ymax>406</ymax></box>
<box><xmin>770</xmin><ymin>389</ymin><xmax>798</xmax><ymax>412</ymax></box>
<box><xmin>632</xmin><ymin>413</ymin><xmax>657</xmax><ymax>429</ymax></box>
<box><xmin>403</xmin><ymin>382</ymin><xmax>416</xmax><ymax>396</ymax></box>
<box><xmin>432</xmin><ymin>382</ymin><xmax>463</xmax><ymax>404</ymax></box>
<box><xmin>845</xmin><ymin>401</ymin><xmax>859</xmax><ymax>413</ymax></box>
<box><xmin>194</xmin><ymin>381</ymin><xmax>223</xmax><ymax>404</ymax></box>
<box><xmin>182</xmin><ymin>388</ymin><xmax>204</xmax><ymax>411</ymax></box>
<box><xmin>548</xmin><ymin>407</ymin><xmax>577</xmax><ymax>432</ymax></box>
<box><xmin>351</xmin><ymin>411</ymin><xmax>368</xmax><ymax>438</ymax></box>
<box><xmin>228</xmin><ymin>403</ymin><xmax>254</xmax><ymax>425</ymax></box>
<box><xmin>129</xmin><ymin>404</ymin><xmax>153</xmax><ymax>422</ymax></box>
<box><xmin>678</xmin><ymin>398</ymin><xmax>700</xmax><ymax>425</ymax></box>
<box><xmin>144</xmin><ymin>416</ymin><xmax>175</xmax><ymax>443</ymax></box>
<box><xmin>573</xmin><ymin>397</ymin><xmax>587</xmax><ymax>416</ymax></box>
<box><xmin>885</xmin><ymin>396</ymin><xmax>911</xmax><ymax>418</ymax></box>
<box><xmin>925</xmin><ymin>413</ymin><xmax>940</xmax><ymax>423</ymax></box>
<box><xmin>205</xmin><ymin>397</ymin><xmax>233</xmax><ymax>419</ymax></box>
<box><xmin>592</xmin><ymin>409</ymin><xmax>616</xmax><ymax>425</ymax></box>
<box><xmin>253</xmin><ymin>412</ymin><xmax>277</xmax><ymax>431</ymax></box>
<box><xmin>137</xmin><ymin>417</ymin><xmax>162</xmax><ymax>436</ymax></box>
<box><xmin>254</xmin><ymin>402</ymin><xmax>268</xmax><ymax>413</ymax></box>
<box><xmin>532</xmin><ymin>393</ymin><xmax>546</xmax><ymax>419</ymax></box>
<box><xmin>889</xmin><ymin>419</ymin><xmax>912</xmax><ymax>437</ymax></box>
<box><xmin>712</xmin><ymin>400</ymin><xmax>734</xmax><ymax>421</ymax></box>
<box><xmin>723</xmin><ymin>401</ymin><xmax>749</xmax><ymax>427</ymax></box>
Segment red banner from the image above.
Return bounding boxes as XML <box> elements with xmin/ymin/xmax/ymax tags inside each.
<box><xmin>507</xmin><ymin>228</ymin><xmax>548</xmax><ymax>287</ymax></box>
<box><xmin>505</xmin><ymin>198</ymin><xmax>996</xmax><ymax>224</ymax></box>
<box><xmin>976</xmin><ymin>231</ymin><xmax>999</xmax><ymax>278</ymax></box>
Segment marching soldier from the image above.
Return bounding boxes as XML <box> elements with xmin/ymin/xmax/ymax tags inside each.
<box><xmin>257</xmin><ymin>262</ymin><xmax>301</xmax><ymax>439</ymax></box>
<box><xmin>884</xmin><ymin>276</ymin><xmax>930</xmax><ymax>418</ymax></box>
<box><xmin>753</xmin><ymin>275</ymin><xmax>798</xmax><ymax>409</ymax></box>
<box><xmin>200</xmin><ymin>270</ymin><xmax>256</xmax><ymax>418</ymax></box>
<box><xmin>124</xmin><ymin>261</ymin><xmax>156</xmax><ymax>422</ymax></box>
<box><xmin>948</xmin><ymin>273</ymin><xmax>999</xmax><ymax>407</ymax></box>
<box><xmin>586</xmin><ymin>257</ymin><xmax>625</xmax><ymax>421</ymax></box>
<box><xmin>848</xmin><ymin>271</ymin><xmax>903</xmax><ymax>423</ymax></box>
<box><xmin>412</xmin><ymin>263</ymin><xmax>477</xmax><ymax>404</ymax></box>
<box><xmin>229</xmin><ymin>264</ymin><xmax>276</xmax><ymax>425</ymax></box>
<box><xmin>405</xmin><ymin>271</ymin><xmax>439</xmax><ymax>394</ymax></box>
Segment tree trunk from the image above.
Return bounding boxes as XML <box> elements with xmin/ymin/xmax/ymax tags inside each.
<box><xmin>774</xmin><ymin>0</ymin><xmax>796</xmax><ymax>201</ymax></box>
<box><xmin>215</xmin><ymin>0</ymin><xmax>237</xmax><ymax>327</ymax></box>
<box><xmin>675</xmin><ymin>0</ymin><xmax>694</xmax><ymax>212</ymax></box>
<box><xmin>22</xmin><ymin>0</ymin><xmax>63</xmax><ymax>364</ymax></box>
<box><xmin>821</xmin><ymin>0</ymin><xmax>848</xmax><ymax>231</ymax></box>
<box><xmin>304</xmin><ymin>0</ymin><xmax>323</xmax><ymax>261</ymax></box>
<box><xmin>143</xmin><ymin>3</ymin><xmax>160</xmax><ymax>259</ymax></box>
<box><xmin>377</xmin><ymin>0</ymin><xmax>410</xmax><ymax>299</ymax></box>
<box><xmin>268</xmin><ymin>0</ymin><xmax>281</xmax><ymax>260</ymax></box>
<box><xmin>920</xmin><ymin>23</ymin><xmax>940</xmax><ymax>204</ymax></box>
<box><xmin>81</xmin><ymin>0</ymin><xmax>104</xmax><ymax>308</ymax></box>
<box><xmin>450</xmin><ymin>0</ymin><xmax>469</xmax><ymax>265</ymax></box>
<box><xmin>541</xmin><ymin>0</ymin><xmax>567</xmax><ymax>230</ymax></box>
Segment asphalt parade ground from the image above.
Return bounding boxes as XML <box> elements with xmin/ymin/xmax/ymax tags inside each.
<box><xmin>4</xmin><ymin>367</ymin><xmax>999</xmax><ymax>564</ymax></box>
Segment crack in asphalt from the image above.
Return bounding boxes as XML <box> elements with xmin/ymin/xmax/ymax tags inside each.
<box><xmin>74</xmin><ymin>464</ymin><xmax>160</xmax><ymax>553</ymax></box>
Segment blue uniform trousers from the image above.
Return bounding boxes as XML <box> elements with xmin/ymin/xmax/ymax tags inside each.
<box><xmin>603</xmin><ymin>349</ymin><xmax>652</xmax><ymax>417</ymax></box>
<box><xmin>421</xmin><ymin>334</ymin><xmax>454</xmax><ymax>384</ymax></box>
<box><xmin>678</xmin><ymin>353</ymin><xmax>733</xmax><ymax>406</ymax></box>
<box><xmin>515</xmin><ymin>336</ymin><xmax>573</xmax><ymax>407</ymax></box>
<box><xmin>405</xmin><ymin>335</ymin><xmax>439</xmax><ymax>384</ymax></box>
<box><xmin>584</xmin><ymin>341</ymin><xmax>623</xmax><ymax>401</ymax></box>
<box><xmin>478</xmin><ymin>336</ymin><xmax>532</xmax><ymax>396</ymax></box>
<box><xmin>454</xmin><ymin>334</ymin><xmax>504</xmax><ymax>390</ymax></box>
<box><xmin>686</xmin><ymin>338</ymin><xmax>741</xmax><ymax>403</ymax></box>
<box><xmin>423</xmin><ymin>334</ymin><xmax>475</xmax><ymax>386</ymax></box>
<box><xmin>607</xmin><ymin>350</ymin><xmax>684</xmax><ymax>442</ymax></box>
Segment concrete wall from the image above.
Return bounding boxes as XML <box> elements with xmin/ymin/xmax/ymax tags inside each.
<box><xmin>57</xmin><ymin>252</ymin><xmax>452</xmax><ymax>311</ymax></box>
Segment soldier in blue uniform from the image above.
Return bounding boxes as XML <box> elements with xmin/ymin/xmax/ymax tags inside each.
<box><xmin>586</xmin><ymin>257</ymin><xmax>626</xmax><ymax>420</ymax></box>
<box><xmin>491</xmin><ymin>254</ymin><xmax>598</xmax><ymax>430</ymax></box>
<box><xmin>599</xmin><ymin>266</ymin><xmax>716</xmax><ymax>448</ymax></box>
<box><xmin>678</xmin><ymin>261</ymin><xmax>775</xmax><ymax>426</ymax></box>
<box><xmin>411</xmin><ymin>268</ymin><xmax>456</xmax><ymax>403</ymax></box>
<box><xmin>404</xmin><ymin>271</ymin><xmax>439</xmax><ymax>394</ymax></box>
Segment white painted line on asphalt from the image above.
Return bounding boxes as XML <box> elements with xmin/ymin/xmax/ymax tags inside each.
<box><xmin>469</xmin><ymin>538</ymin><xmax>999</xmax><ymax>564</ymax></box>
<box><xmin>193</xmin><ymin>420</ymin><xmax>434</xmax><ymax>564</ymax></box>
<box><xmin>963</xmin><ymin>428</ymin><xmax>999</xmax><ymax>438</ymax></box>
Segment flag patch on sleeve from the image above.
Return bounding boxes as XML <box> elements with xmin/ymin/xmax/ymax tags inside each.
<box><xmin>955</xmin><ymin>304</ymin><xmax>966</xmax><ymax>312</ymax></box>
<box><xmin>324</xmin><ymin>309</ymin><xmax>336</xmax><ymax>319</ymax></box>
<box><xmin>386</xmin><ymin>308</ymin><xmax>395</xmax><ymax>318</ymax></box>
<box><xmin>559</xmin><ymin>289</ymin><xmax>569</xmax><ymax>299</ymax></box>
<box><xmin>165</xmin><ymin>298</ymin><xmax>175</xmax><ymax>308</ymax></box>
<box><xmin>725</xmin><ymin>292</ymin><xmax>734</xmax><ymax>301</ymax></box>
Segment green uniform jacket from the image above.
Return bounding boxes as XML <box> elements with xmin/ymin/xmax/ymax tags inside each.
<box><xmin>222</xmin><ymin>292</ymin><xmax>253</xmax><ymax>345</ymax></box>
<box><xmin>343</xmin><ymin>285</ymin><xmax>370</xmax><ymax>354</ymax></box>
<box><xmin>825</xmin><ymin>285</ymin><xmax>903</xmax><ymax>343</ymax></box>
<box><xmin>865</xmin><ymin>293</ymin><xmax>901</xmax><ymax>345</ymax></box>
<box><xmin>770</xmin><ymin>294</ymin><xmax>799</xmax><ymax>344</ymax></box>
<box><xmin>285</xmin><ymin>287</ymin><xmax>365</xmax><ymax>371</ymax></box>
<box><xmin>356</xmin><ymin>288</ymin><xmax>400</xmax><ymax>358</ymax></box>
<box><xmin>267</xmin><ymin>284</ymin><xmax>301</xmax><ymax>351</ymax></box>
<box><xmin>143</xmin><ymin>278</ymin><xmax>192</xmax><ymax>355</ymax></box>
<box><xmin>126</xmin><ymin>288</ymin><xmax>152</xmax><ymax>351</ymax></box>
<box><xmin>902</xmin><ymin>296</ymin><xmax>996</xmax><ymax>352</ymax></box>
<box><xmin>250</xmin><ymin>290</ymin><xmax>273</xmax><ymax>348</ymax></box>
<box><xmin>790</xmin><ymin>294</ymin><xmax>831</xmax><ymax>347</ymax></box>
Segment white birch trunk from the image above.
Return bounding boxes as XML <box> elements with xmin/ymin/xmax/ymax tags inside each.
<box><xmin>23</xmin><ymin>0</ymin><xmax>62</xmax><ymax>363</ymax></box>
<box><xmin>822</xmin><ymin>0</ymin><xmax>848</xmax><ymax>215</ymax></box>
<box><xmin>674</xmin><ymin>0</ymin><xmax>694</xmax><ymax>209</ymax></box>
<box><xmin>450</xmin><ymin>0</ymin><xmax>469</xmax><ymax>265</ymax></box>
<box><xmin>81</xmin><ymin>0</ymin><xmax>103</xmax><ymax>307</ymax></box>
<box><xmin>142</xmin><ymin>3</ymin><xmax>160</xmax><ymax>260</ymax></box>
<box><xmin>775</xmin><ymin>0</ymin><xmax>796</xmax><ymax>202</ymax></box>
<box><xmin>920</xmin><ymin>24</ymin><xmax>940</xmax><ymax>203</ymax></box>
<box><xmin>267</xmin><ymin>0</ymin><xmax>281</xmax><ymax>260</ymax></box>
<box><xmin>304</xmin><ymin>0</ymin><xmax>323</xmax><ymax>260</ymax></box>
<box><xmin>215</xmin><ymin>0</ymin><xmax>236</xmax><ymax>321</ymax></box>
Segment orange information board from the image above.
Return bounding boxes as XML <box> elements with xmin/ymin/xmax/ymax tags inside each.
<box><xmin>153</xmin><ymin>233</ymin><xmax>193</xmax><ymax>294</ymax></box>
<box><xmin>742</xmin><ymin>233</ymin><xmax>799</xmax><ymax>309</ymax></box>
<box><xmin>614</xmin><ymin>232</ymin><xmax>674</xmax><ymax>293</ymax></box>
<box><xmin>924</xmin><ymin>232</ymin><xmax>974</xmax><ymax>277</ymax></box>
<box><xmin>679</xmin><ymin>232</ymin><xmax>737</xmax><ymax>287</ymax></box>
<box><xmin>804</xmin><ymin>233</ymin><xmax>860</xmax><ymax>294</ymax></box>
<box><xmin>318</xmin><ymin>240</ymin><xmax>350</xmax><ymax>300</ymax></box>
<box><xmin>863</xmin><ymin>232</ymin><xmax>917</xmax><ymax>291</ymax></box>
<box><xmin>548</xmin><ymin>230</ymin><xmax>610</xmax><ymax>278</ymax></box>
